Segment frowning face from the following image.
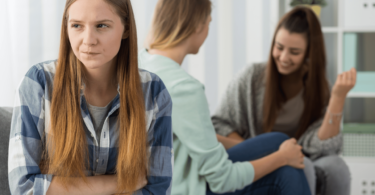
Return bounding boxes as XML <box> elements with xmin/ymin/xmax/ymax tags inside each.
<box><xmin>67</xmin><ymin>0</ymin><xmax>125</xmax><ymax>70</ymax></box>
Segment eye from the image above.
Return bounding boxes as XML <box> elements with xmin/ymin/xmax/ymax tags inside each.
<box><xmin>71</xmin><ymin>24</ymin><xmax>81</xmax><ymax>28</ymax></box>
<box><xmin>276</xmin><ymin>46</ymin><xmax>283</xmax><ymax>51</ymax></box>
<box><xmin>291</xmin><ymin>52</ymin><xmax>300</xmax><ymax>55</ymax></box>
<box><xmin>97</xmin><ymin>24</ymin><xmax>109</xmax><ymax>28</ymax></box>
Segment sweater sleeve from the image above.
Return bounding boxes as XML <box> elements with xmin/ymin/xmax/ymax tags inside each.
<box><xmin>298</xmin><ymin>115</ymin><xmax>343</xmax><ymax>161</ymax></box>
<box><xmin>171</xmin><ymin>78</ymin><xmax>255</xmax><ymax>193</ymax></box>
<box><xmin>211</xmin><ymin>64</ymin><xmax>257</xmax><ymax>137</ymax></box>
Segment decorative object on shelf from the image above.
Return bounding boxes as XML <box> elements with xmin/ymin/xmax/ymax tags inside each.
<box><xmin>290</xmin><ymin>0</ymin><xmax>327</xmax><ymax>17</ymax></box>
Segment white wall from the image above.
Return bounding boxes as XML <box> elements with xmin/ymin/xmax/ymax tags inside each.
<box><xmin>0</xmin><ymin>0</ymin><xmax>280</xmax><ymax>114</ymax></box>
<box><xmin>0</xmin><ymin>0</ymin><xmax>65</xmax><ymax>107</ymax></box>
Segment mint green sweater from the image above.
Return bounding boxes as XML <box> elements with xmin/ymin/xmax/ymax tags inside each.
<box><xmin>139</xmin><ymin>49</ymin><xmax>254</xmax><ymax>195</ymax></box>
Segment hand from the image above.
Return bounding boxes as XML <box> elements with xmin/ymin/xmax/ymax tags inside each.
<box><xmin>136</xmin><ymin>174</ymin><xmax>148</xmax><ymax>190</ymax></box>
<box><xmin>278</xmin><ymin>138</ymin><xmax>304</xmax><ymax>169</ymax></box>
<box><xmin>332</xmin><ymin>68</ymin><xmax>357</xmax><ymax>99</ymax></box>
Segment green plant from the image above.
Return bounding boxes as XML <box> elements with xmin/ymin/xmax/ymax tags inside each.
<box><xmin>290</xmin><ymin>0</ymin><xmax>327</xmax><ymax>7</ymax></box>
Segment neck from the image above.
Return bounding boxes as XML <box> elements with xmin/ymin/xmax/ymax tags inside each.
<box><xmin>84</xmin><ymin>60</ymin><xmax>117</xmax><ymax>95</ymax></box>
<box><xmin>147</xmin><ymin>43</ymin><xmax>189</xmax><ymax>65</ymax></box>
<box><xmin>280</xmin><ymin>68</ymin><xmax>304</xmax><ymax>85</ymax></box>
<box><xmin>280</xmin><ymin>68</ymin><xmax>305</xmax><ymax>100</ymax></box>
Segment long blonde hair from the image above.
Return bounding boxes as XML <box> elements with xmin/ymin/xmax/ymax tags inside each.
<box><xmin>47</xmin><ymin>0</ymin><xmax>147</xmax><ymax>193</ymax></box>
<box><xmin>149</xmin><ymin>0</ymin><xmax>212</xmax><ymax>49</ymax></box>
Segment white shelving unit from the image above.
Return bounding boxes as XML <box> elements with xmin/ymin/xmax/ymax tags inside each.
<box><xmin>282</xmin><ymin>1</ymin><xmax>375</xmax><ymax>194</ymax></box>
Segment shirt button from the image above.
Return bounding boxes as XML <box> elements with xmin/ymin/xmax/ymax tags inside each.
<box><xmin>91</xmin><ymin>133</ymin><xmax>94</xmax><ymax>137</ymax></box>
<box><xmin>17</xmin><ymin>135</ymin><xmax>21</xmax><ymax>140</ymax></box>
<box><xmin>96</xmin><ymin>159</ymin><xmax>99</xmax><ymax>163</ymax></box>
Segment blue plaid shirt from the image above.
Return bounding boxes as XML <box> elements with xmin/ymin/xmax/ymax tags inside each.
<box><xmin>8</xmin><ymin>60</ymin><xmax>173</xmax><ymax>195</ymax></box>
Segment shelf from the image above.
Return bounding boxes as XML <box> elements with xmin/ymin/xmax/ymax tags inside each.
<box><xmin>343</xmin><ymin>156</ymin><xmax>375</xmax><ymax>163</ymax></box>
<box><xmin>343</xmin><ymin>123</ymin><xmax>375</xmax><ymax>133</ymax></box>
<box><xmin>322</xmin><ymin>27</ymin><xmax>339</xmax><ymax>33</ymax></box>
<box><xmin>347</xmin><ymin>92</ymin><xmax>375</xmax><ymax>98</ymax></box>
<box><xmin>321</xmin><ymin>27</ymin><xmax>375</xmax><ymax>33</ymax></box>
<box><xmin>343</xmin><ymin>27</ymin><xmax>375</xmax><ymax>33</ymax></box>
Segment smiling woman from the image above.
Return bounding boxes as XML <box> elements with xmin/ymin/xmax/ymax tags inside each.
<box><xmin>212</xmin><ymin>6</ymin><xmax>355</xmax><ymax>195</ymax></box>
<box><xmin>8</xmin><ymin>0</ymin><xmax>173</xmax><ymax>195</ymax></box>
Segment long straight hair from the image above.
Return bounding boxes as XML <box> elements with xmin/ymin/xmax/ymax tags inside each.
<box><xmin>262</xmin><ymin>7</ymin><xmax>330</xmax><ymax>139</ymax></box>
<box><xmin>149</xmin><ymin>0</ymin><xmax>212</xmax><ymax>49</ymax></box>
<box><xmin>47</xmin><ymin>0</ymin><xmax>147</xmax><ymax>193</ymax></box>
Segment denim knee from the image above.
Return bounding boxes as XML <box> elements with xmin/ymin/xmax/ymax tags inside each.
<box><xmin>276</xmin><ymin>166</ymin><xmax>304</xmax><ymax>181</ymax></box>
<box><xmin>264</xmin><ymin>132</ymin><xmax>290</xmax><ymax>145</ymax></box>
<box><xmin>272</xmin><ymin>166</ymin><xmax>311</xmax><ymax>195</ymax></box>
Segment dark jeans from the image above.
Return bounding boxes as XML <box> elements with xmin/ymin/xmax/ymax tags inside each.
<box><xmin>207</xmin><ymin>132</ymin><xmax>311</xmax><ymax>195</ymax></box>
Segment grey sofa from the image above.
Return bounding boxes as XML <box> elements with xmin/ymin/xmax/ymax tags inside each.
<box><xmin>0</xmin><ymin>107</ymin><xmax>12</xmax><ymax>195</ymax></box>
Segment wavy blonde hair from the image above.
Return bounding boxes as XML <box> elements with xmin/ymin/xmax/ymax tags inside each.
<box><xmin>149</xmin><ymin>0</ymin><xmax>212</xmax><ymax>49</ymax></box>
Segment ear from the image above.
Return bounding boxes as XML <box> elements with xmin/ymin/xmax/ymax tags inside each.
<box><xmin>300</xmin><ymin>60</ymin><xmax>309</xmax><ymax>77</ymax></box>
<box><xmin>122</xmin><ymin>30</ymin><xmax>130</xmax><ymax>39</ymax></box>
<box><xmin>122</xmin><ymin>23</ymin><xmax>130</xmax><ymax>39</ymax></box>
<box><xmin>195</xmin><ymin>21</ymin><xmax>205</xmax><ymax>34</ymax></box>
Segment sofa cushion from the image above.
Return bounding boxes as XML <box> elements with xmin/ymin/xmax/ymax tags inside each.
<box><xmin>0</xmin><ymin>107</ymin><xmax>12</xmax><ymax>195</ymax></box>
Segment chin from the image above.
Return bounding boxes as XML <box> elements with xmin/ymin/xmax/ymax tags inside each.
<box><xmin>79</xmin><ymin>59</ymin><xmax>107</xmax><ymax>70</ymax></box>
<box><xmin>276</xmin><ymin>65</ymin><xmax>297</xmax><ymax>75</ymax></box>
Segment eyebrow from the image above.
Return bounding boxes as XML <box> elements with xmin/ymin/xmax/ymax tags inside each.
<box><xmin>276</xmin><ymin>42</ymin><xmax>303</xmax><ymax>51</ymax></box>
<box><xmin>69</xmin><ymin>19</ymin><xmax>114</xmax><ymax>23</ymax></box>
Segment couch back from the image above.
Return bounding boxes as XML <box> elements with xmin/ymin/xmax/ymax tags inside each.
<box><xmin>0</xmin><ymin>107</ymin><xmax>12</xmax><ymax>195</ymax></box>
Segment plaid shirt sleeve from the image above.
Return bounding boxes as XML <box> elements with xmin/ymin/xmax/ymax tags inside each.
<box><xmin>137</xmin><ymin>71</ymin><xmax>173</xmax><ymax>195</ymax></box>
<box><xmin>8</xmin><ymin>64</ymin><xmax>53</xmax><ymax>195</ymax></box>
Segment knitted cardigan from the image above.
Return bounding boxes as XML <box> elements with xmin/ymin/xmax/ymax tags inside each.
<box><xmin>212</xmin><ymin>63</ymin><xmax>342</xmax><ymax>160</ymax></box>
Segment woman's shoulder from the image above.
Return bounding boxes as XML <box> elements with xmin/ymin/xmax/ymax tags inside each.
<box><xmin>230</xmin><ymin>62</ymin><xmax>267</xmax><ymax>87</ymax></box>
<box><xmin>22</xmin><ymin>60</ymin><xmax>57</xmax><ymax>91</ymax></box>
<box><xmin>139</xmin><ymin>67</ymin><xmax>203</xmax><ymax>97</ymax></box>
<box><xmin>239</xmin><ymin>62</ymin><xmax>267</xmax><ymax>78</ymax></box>
<box><xmin>138</xmin><ymin>68</ymin><xmax>172</xmax><ymax>102</ymax></box>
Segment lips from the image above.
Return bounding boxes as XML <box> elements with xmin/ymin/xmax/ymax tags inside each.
<box><xmin>278</xmin><ymin>60</ymin><xmax>291</xmax><ymax>68</ymax></box>
<box><xmin>281</xmin><ymin>62</ymin><xmax>289</xmax><ymax>67</ymax></box>
<box><xmin>82</xmin><ymin>52</ymin><xmax>100</xmax><ymax>55</ymax></box>
<box><xmin>81</xmin><ymin>52</ymin><xmax>100</xmax><ymax>58</ymax></box>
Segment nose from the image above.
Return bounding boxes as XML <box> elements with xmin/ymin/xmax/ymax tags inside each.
<box><xmin>279</xmin><ymin>49</ymin><xmax>290</xmax><ymax>62</ymax></box>
<box><xmin>83</xmin><ymin>27</ymin><xmax>98</xmax><ymax>46</ymax></box>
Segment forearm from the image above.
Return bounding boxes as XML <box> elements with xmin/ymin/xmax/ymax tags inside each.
<box><xmin>318</xmin><ymin>96</ymin><xmax>345</xmax><ymax>140</ymax></box>
<box><xmin>47</xmin><ymin>175</ymin><xmax>118</xmax><ymax>195</ymax></box>
<box><xmin>250</xmin><ymin>151</ymin><xmax>286</xmax><ymax>182</ymax></box>
<box><xmin>227</xmin><ymin>131</ymin><xmax>245</xmax><ymax>141</ymax></box>
<box><xmin>216</xmin><ymin>134</ymin><xmax>242</xmax><ymax>149</ymax></box>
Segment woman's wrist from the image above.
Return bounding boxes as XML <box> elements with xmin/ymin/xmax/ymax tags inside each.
<box><xmin>331</xmin><ymin>93</ymin><xmax>346</xmax><ymax>102</ymax></box>
<box><xmin>274</xmin><ymin>151</ymin><xmax>287</xmax><ymax>167</ymax></box>
<box><xmin>328</xmin><ymin>94</ymin><xmax>346</xmax><ymax>113</ymax></box>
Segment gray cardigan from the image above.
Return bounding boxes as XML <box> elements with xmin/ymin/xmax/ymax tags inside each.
<box><xmin>212</xmin><ymin>63</ymin><xmax>342</xmax><ymax>160</ymax></box>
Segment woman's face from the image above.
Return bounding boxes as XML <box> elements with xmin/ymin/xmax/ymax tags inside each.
<box><xmin>272</xmin><ymin>27</ymin><xmax>308</xmax><ymax>75</ymax></box>
<box><xmin>189</xmin><ymin>15</ymin><xmax>212</xmax><ymax>54</ymax></box>
<box><xmin>68</xmin><ymin>0</ymin><xmax>125</xmax><ymax>70</ymax></box>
